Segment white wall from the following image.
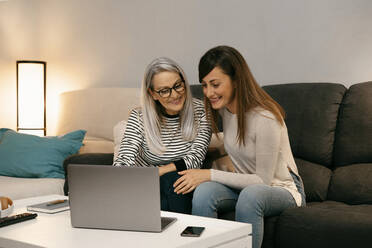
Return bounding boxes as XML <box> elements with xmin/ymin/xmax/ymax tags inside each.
<box><xmin>0</xmin><ymin>0</ymin><xmax>42</xmax><ymax>130</ymax></box>
<box><xmin>1</xmin><ymin>0</ymin><xmax>372</xmax><ymax>134</ymax></box>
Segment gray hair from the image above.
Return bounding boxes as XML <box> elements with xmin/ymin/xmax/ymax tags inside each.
<box><xmin>141</xmin><ymin>57</ymin><xmax>196</xmax><ymax>154</ymax></box>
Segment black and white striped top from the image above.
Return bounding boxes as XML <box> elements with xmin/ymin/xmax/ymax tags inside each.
<box><xmin>113</xmin><ymin>98</ymin><xmax>211</xmax><ymax>171</ymax></box>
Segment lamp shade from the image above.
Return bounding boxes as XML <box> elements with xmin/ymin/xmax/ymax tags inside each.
<box><xmin>16</xmin><ymin>61</ymin><xmax>46</xmax><ymax>136</ymax></box>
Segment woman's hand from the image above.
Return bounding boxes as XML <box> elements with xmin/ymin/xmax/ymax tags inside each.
<box><xmin>173</xmin><ymin>169</ymin><xmax>211</xmax><ymax>195</ymax></box>
<box><xmin>158</xmin><ymin>163</ymin><xmax>176</xmax><ymax>177</ymax></box>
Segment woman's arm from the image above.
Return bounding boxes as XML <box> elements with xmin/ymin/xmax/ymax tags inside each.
<box><xmin>208</xmin><ymin>170</ymin><xmax>264</xmax><ymax>189</ymax></box>
<box><xmin>113</xmin><ymin>109</ymin><xmax>143</xmax><ymax>167</ymax></box>
<box><xmin>173</xmin><ymin>103</ymin><xmax>212</xmax><ymax>172</ymax></box>
<box><xmin>160</xmin><ymin>103</ymin><xmax>212</xmax><ymax>176</ymax></box>
<box><xmin>158</xmin><ymin>163</ymin><xmax>177</xmax><ymax>176</ymax></box>
<box><xmin>210</xmin><ymin>112</ymin><xmax>282</xmax><ymax>189</ymax></box>
<box><xmin>174</xmin><ymin>111</ymin><xmax>282</xmax><ymax>193</ymax></box>
<box><xmin>173</xmin><ymin>169</ymin><xmax>211</xmax><ymax>194</ymax></box>
<box><xmin>255</xmin><ymin>112</ymin><xmax>282</xmax><ymax>185</ymax></box>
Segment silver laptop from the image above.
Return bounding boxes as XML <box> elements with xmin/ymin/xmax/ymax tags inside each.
<box><xmin>67</xmin><ymin>164</ymin><xmax>177</xmax><ymax>232</ymax></box>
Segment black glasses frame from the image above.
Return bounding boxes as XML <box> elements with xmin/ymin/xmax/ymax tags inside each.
<box><xmin>153</xmin><ymin>80</ymin><xmax>185</xmax><ymax>98</ymax></box>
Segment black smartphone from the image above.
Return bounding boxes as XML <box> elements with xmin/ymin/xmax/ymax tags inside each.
<box><xmin>180</xmin><ymin>226</ymin><xmax>205</xmax><ymax>237</ymax></box>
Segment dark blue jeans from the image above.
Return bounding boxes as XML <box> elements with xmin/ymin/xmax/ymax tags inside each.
<box><xmin>160</xmin><ymin>171</ymin><xmax>193</xmax><ymax>214</ymax></box>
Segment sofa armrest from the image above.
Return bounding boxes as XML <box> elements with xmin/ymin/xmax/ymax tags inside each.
<box><xmin>63</xmin><ymin>153</ymin><xmax>114</xmax><ymax>195</ymax></box>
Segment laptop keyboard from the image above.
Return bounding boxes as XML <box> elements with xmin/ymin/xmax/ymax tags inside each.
<box><xmin>161</xmin><ymin>217</ymin><xmax>175</xmax><ymax>230</ymax></box>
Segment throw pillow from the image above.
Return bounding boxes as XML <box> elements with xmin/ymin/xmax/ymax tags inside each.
<box><xmin>113</xmin><ymin>120</ymin><xmax>127</xmax><ymax>161</ymax></box>
<box><xmin>59</xmin><ymin>129</ymin><xmax>86</xmax><ymax>142</ymax></box>
<box><xmin>0</xmin><ymin>129</ymin><xmax>86</xmax><ymax>179</ymax></box>
<box><xmin>0</xmin><ymin>128</ymin><xmax>11</xmax><ymax>141</ymax></box>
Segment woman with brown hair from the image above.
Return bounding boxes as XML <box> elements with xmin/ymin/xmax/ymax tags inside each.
<box><xmin>173</xmin><ymin>46</ymin><xmax>305</xmax><ymax>248</ymax></box>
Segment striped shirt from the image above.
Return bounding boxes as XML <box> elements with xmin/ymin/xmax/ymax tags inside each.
<box><xmin>113</xmin><ymin>98</ymin><xmax>211</xmax><ymax>170</ymax></box>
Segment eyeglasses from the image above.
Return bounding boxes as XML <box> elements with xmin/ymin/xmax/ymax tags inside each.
<box><xmin>153</xmin><ymin>81</ymin><xmax>185</xmax><ymax>98</ymax></box>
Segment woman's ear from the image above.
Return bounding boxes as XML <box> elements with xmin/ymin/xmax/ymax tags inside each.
<box><xmin>148</xmin><ymin>88</ymin><xmax>158</xmax><ymax>100</ymax></box>
<box><xmin>232</xmin><ymin>80</ymin><xmax>237</xmax><ymax>89</ymax></box>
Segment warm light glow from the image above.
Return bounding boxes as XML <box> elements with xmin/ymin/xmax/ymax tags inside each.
<box><xmin>17</xmin><ymin>62</ymin><xmax>46</xmax><ymax>136</ymax></box>
<box><xmin>18</xmin><ymin>129</ymin><xmax>45</xmax><ymax>136</ymax></box>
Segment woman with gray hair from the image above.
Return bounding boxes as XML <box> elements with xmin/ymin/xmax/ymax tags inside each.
<box><xmin>113</xmin><ymin>57</ymin><xmax>211</xmax><ymax>214</ymax></box>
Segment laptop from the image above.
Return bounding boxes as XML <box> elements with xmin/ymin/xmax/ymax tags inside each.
<box><xmin>67</xmin><ymin>164</ymin><xmax>177</xmax><ymax>232</ymax></box>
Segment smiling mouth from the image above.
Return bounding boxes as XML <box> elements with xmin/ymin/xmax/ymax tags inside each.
<box><xmin>209</xmin><ymin>96</ymin><xmax>221</xmax><ymax>104</ymax></box>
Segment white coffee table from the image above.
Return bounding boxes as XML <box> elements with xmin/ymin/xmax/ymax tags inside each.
<box><xmin>0</xmin><ymin>195</ymin><xmax>252</xmax><ymax>248</ymax></box>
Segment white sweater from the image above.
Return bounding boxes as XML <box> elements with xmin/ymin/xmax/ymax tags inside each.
<box><xmin>211</xmin><ymin>107</ymin><xmax>302</xmax><ymax>207</ymax></box>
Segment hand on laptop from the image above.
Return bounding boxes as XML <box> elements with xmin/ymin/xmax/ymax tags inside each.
<box><xmin>173</xmin><ymin>169</ymin><xmax>211</xmax><ymax>194</ymax></box>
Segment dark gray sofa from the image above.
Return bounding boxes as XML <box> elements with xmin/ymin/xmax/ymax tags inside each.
<box><xmin>64</xmin><ymin>82</ymin><xmax>372</xmax><ymax>248</ymax></box>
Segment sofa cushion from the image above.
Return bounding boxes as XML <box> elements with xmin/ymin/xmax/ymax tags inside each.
<box><xmin>328</xmin><ymin>163</ymin><xmax>372</xmax><ymax>204</ymax></box>
<box><xmin>333</xmin><ymin>81</ymin><xmax>372</xmax><ymax>166</ymax></box>
<box><xmin>276</xmin><ymin>201</ymin><xmax>372</xmax><ymax>248</ymax></box>
<box><xmin>262</xmin><ymin>216</ymin><xmax>279</xmax><ymax>248</ymax></box>
<box><xmin>79</xmin><ymin>136</ymin><xmax>114</xmax><ymax>154</ymax></box>
<box><xmin>294</xmin><ymin>158</ymin><xmax>331</xmax><ymax>202</ymax></box>
<box><xmin>263</xmin><ymin>83</ymin><xmax>346</xmax><ymax>167</ymax></box>
<box><xmin>0</xmin><ymin>175</ymin><xmax>64</xmax><ymax>200</ymax></box>
<box><xmin>0</xmin><ymin>129</ymin><xmax>85</xmax><ymax>179</ymax></box>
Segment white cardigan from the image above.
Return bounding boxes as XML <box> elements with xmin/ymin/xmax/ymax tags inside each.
<box><xmin>211</xmin><ymin>107</ymin><xmax>302</xmax><ymax>207</ymax></box>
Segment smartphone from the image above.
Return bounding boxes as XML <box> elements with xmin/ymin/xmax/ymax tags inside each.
<box><xmin>180</xmin><ymin>226</ymin><xmax>205</xmax><ymax>237</ymax></box>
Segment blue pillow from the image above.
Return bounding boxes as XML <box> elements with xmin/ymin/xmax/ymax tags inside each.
<box><xmin>0</xmin><ymin>129</ymin><xmax>86</xmax><ymax>179</ymax></box>
<box><xmin>59</xmin><ymin>129</ymin><xmax>86</xmax><ymax>142</ymax></box>
<box><xmin>0</xmin><ymin>128</ymin><xmax>11</xmax><ymax>141</ymax></box>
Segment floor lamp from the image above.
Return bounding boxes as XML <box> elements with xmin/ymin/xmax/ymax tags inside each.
<box><xmin>16</xmin><ymin>61</ymin><xmax>46</xmax><ymax>136</ymax></box>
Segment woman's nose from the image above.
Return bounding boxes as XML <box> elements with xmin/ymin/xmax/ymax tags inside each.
<box><xmin>204</xmin><ymin>85</ymin><xmax>213</xmax><ymax>98</ymax></box>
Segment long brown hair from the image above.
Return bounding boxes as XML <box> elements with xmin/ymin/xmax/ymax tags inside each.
<box><xmin>198</xmin><ymin>45</ymin><xmax>285</xmax><ymax>146</ymax></box>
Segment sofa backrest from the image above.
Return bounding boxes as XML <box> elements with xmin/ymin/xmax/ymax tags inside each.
<box><xmin>265</xmin><ymin>83</ymin><xmax>347</xmax><ymax>202</ymax></box>
<box><xmin>333</xmin><ymin>81</ymin><xmax>372</xmax><ymax>166</ymax></box>
<box><xmin>328</xmin><ymin>81</ymin><xmax>372</xmax><ymax>204</ymax></box>
<box><xmin>191</xmin><ymin>82</ymin><xmax>348</xmax><ymax>203</ymax></box>
<box><xmin>190</xmin><ymin>85</ymin><xmax>203</xmax><ymax>99</ymax></box>
<box><xmin>57</xmin><ymin>88</ymin><xmax>141</xmax><ymax>140</ymax></box>
<box><xmin>191</xmin><ymin>83</ymin><xmax>347</xmax><ymax>167</ymax></box>
<box><xmin>192</xmin><ymin>82</ymin><xmax>372</xmax><ymax>204</ymax></box>
<box><xmin>263</xmin><ymin>83</ymin><xmax>347</xmax><ymax>167</ymax></box>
